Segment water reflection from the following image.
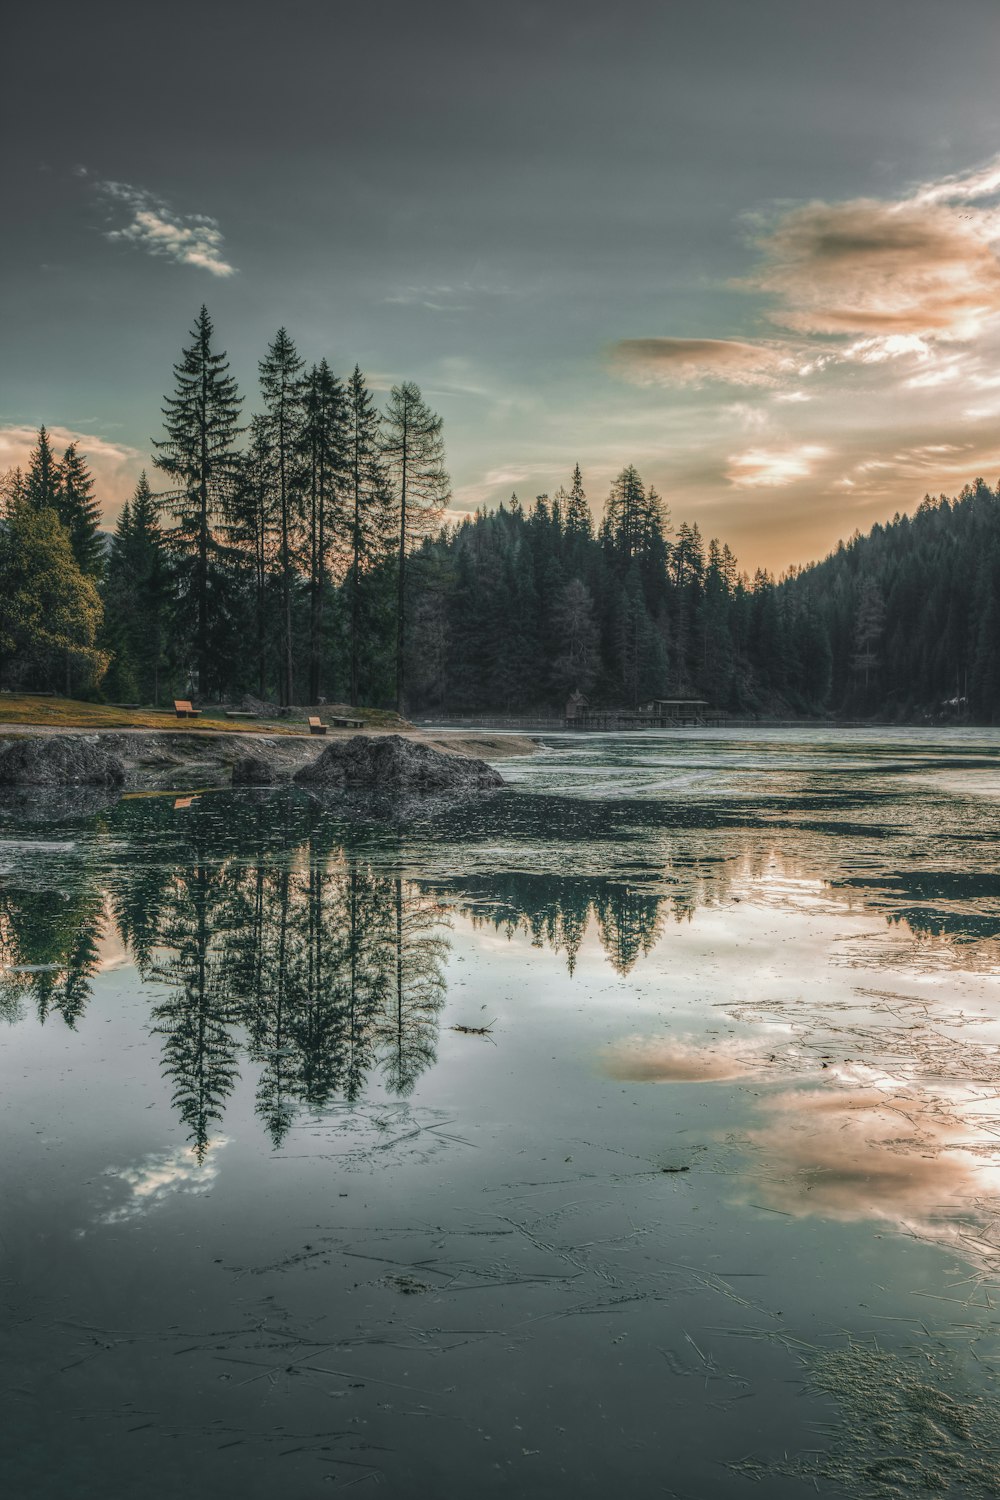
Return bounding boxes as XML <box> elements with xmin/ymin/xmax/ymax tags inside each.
<box><xmin>2</xmin><ymin>777</ymin><xmax>999</xmax><ymax>1169</ymax></box>
<box><xmin>1</xmin><ymin>798</ymin><xmax>452</xmax><ymax>1155</ymax></box>
<box><xmin>0</xmin><ymin>873</ymin><xmax>104</xmax><ymax>1027</ymax></box>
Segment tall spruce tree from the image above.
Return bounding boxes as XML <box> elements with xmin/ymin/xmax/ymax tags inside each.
<box><xmin>564</xmin><ymin>464</ymin><xmax>592</xmax><ymax>540</ymax></box>
<box><xmin>154</xmin><ymin>306</ymin><xmax>242</xmax><ymax>697</ymax></box>
<box><xmin>601</xmin><ymin>465</ymin><xmax>647</xmax><ymax>563</ymax></box>
<box><xmin>345</xmin><ymin>367</ymin><xmax>389</xmax><ymax>706</ymax></box>
<box><xmin>299</xmin><ymin>360</ymin><xmax>346</xmax><ymax>704</ymax></box>
<box><xmin>24</xmin><ymin>427</ymin><xmax>60</xmax><ymax>511</ymax></box>
<box><xmin>103</xmin><ymin>473</ymin><xmax>169</xmax><ymax>703</ymax></box>
<box><xmin>381</xmin><ymin>381</ymin><xmax>451</xmax><ymax>713</ymax></box>
<box><xmin>227</xmin><ymin>416</ymin><xmax>275</xmax><ymax>698</ymax></box>
<box><xmin>258</xmin><ymin>329</ymin><xmax>305</xmax><ymax>705</ymax></box>
<box><xmin>56</xmin><ymin>442</ymin><xmax>105</xmax><ymax>576</ymax></box>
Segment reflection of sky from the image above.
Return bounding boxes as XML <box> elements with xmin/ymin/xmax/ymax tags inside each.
<box><xmin>96</xmin><ymin>1138</ymin><xmax>229</xmax><ymax>1226</ymax></box>
<box><xmin>744</xmin><ymin>1067</ymin><xmax>1000</xmax><ymax>1268</ymax></box>
<box><xmin>605</xmin><ymin>1027</ymin><xmax>1000</xmax><ymax>1270</ymax></box>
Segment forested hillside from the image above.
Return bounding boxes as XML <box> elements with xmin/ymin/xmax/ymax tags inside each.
<box><xmin>3</xmin><ymin>305</ymin><xmax>999</xmax><ymax>723</ymax></box>
<box><xmin>404</xmin><ymin>476</ymin><xmax>1000</xmax><ymax>722</ymax></box>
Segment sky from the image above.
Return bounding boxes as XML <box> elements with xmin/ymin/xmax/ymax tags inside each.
<box><xmin>5</xmin><ymin>0</ymin><xmax>1000</xmax><ymax>573</ymax></box>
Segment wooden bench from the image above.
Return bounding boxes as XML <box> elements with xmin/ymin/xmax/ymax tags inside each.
<box><xmin>329</xmin><ymin>716</ymin><xmax>363</xmax><ymax>729</ymax></box>
<box><xmin>308</xmin><ymin>716</ymin><xmax>328</xmax><ymax>735</ymax></box>
<box><xmin>174</xmin><ymin>700</ymin><xmax>201</xmax><ymax>719</ymax></box>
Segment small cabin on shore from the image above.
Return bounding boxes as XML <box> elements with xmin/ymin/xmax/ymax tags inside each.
<box><xmin>564</xmin><ymin>695</ymin><xmax>709</xmax><ymax>730</ymax></box>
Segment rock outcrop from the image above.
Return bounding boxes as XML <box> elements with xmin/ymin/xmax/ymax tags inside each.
<box><xmin>0</xmin><ymin>735</ymin><xmax>125</xmax><ymax>787</ymax></box>
<box><xmin>232</xmin><ymin>754</ymin><xmax>286</xmax><ymax>787</ymax></box>
<box><xmin>292</xmin><ymin>734</ymin><xmax>504</xmax><ymax>793</ymax></box>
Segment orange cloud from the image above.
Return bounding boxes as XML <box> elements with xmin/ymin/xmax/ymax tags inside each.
<box><xmin>610</xmin><ymin>337</ymin><xmax>791</xmax><ymax>388</ymax></box>
<box><xmin>726</xmin><ymin>444</ymin><xmax>828</xmax><ymax>488</ymax></box>
<box><xmin>744</xmin><ymin>197</ymin><xmax>1000</xmax><ymax>340</ymax></box>
<box><xmin>742</xmin><ymin>1075</ymin><xmax>1000</xmax><ymax>1264</ymax></box>
<box><xmin>603</xmin><ymin>1034</ymin><xmax>755</xmax><ymax>1082</ymax></box>
<box><xmin>0</xmin><ymin>425</ymin><xmax>143</xmax><ymax>519</ymax></box>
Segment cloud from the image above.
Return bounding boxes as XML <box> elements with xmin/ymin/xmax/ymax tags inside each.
<box><xmin>97</xmin><ymin>1139</ymin><xmax>228</xmax><ymax>1225</ymax></box>
<box><xmin>611</xmin><ymin>149</ymin><xmax>1000</xmax><ymax>404</ymax></box>
<box><xmin>740</xmin><ymin>1069</ymin><xmax>1000</xmax><ymax>1267</ymax></box>
<box><xmin>90</xmin><ymin>175</ymin><xmax>236</xmax><ymax>277</ymax></box>
<box><xmin>603</xmin><ymin>1034</ymin><xmax>755</xmax><ymax>1082</ymax></box>
<box><xmin>726</xmin><ymin>444</ymin><xmax>828</xmax><ymax>488</ymax></box>
<box><xmin>743</xmin><ymin>195</ymin><xmax>1000</xmax><ymax>340</ymax></box>
<box><xmin>0</xmin><ymin>424</ymin><xmax>142</xmax><ymax>514</ymax></box>
<box><xmin>383</xmin><ymin>280</ymin><xmax>517</xmax><ymax>312</ymax></box>
<box><xmin>611</xmin><ymin>337</ymin><xmax>791</xmax><ymax>388</ymax></box>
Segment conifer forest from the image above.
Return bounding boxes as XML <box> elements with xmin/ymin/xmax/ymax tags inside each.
<box><xmin>4</xmin><ymin>306</ymin><xmax>1000</xmax><ymax>722</ymax></box>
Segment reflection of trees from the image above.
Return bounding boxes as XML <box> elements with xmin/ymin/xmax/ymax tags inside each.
<box><xmin>440</xmin><ymin>872</ymin><xmax>722</xmax><ymax>975</ymax></box>
<box><xmin>220</xmin><ymin>846</ymin><xmax>449</xmax><ymax>1143</ymax></box>
<box><xmin>150</xmin><ymin>850</ymin><xmax>242</xmax><ymax>1161</ymax></box>
<box><xmin>122</xmin><ymin>801</ymin><xmax>454</xmax><ymax>1149</ymax></box>
<box><xmin>380</xmin><ymin>877</ymin><xmax>449</xmax><ymax>1095</ymax></box>
<box><xmin>0</xmin><ymin>877</ymin><xmax>105</xmax><ymax>1026</ymax></box>
<box><xmin>13</xmin><ymin>782</ymin><xmax>1000</xmax><ymax>1152</ymax></box>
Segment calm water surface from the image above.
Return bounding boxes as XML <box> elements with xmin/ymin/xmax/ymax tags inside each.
<box><xmin>4</xmin><ymin>728</ymin><xmax>1000</xmax><ymax>1497</ymax></box>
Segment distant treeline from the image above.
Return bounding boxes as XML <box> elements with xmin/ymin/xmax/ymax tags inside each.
<box><xmin>3</xmin><ymin>305</ymin><xmax>1000</xmax><ymax>721</ymax></box>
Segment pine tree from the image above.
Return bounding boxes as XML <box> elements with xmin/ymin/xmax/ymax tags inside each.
<box><xmin>103</xmin><ymin>473</ymin><xmax>170</xmax><ymax>702</ymax></box>
<box><xmin>299</xmin><ymin>360</ymin><xmax>346</xmax><ymax>703</ymax></box>
<box><xmin>23</xmin><ymin>427</ymin><xmax>60</xmax><ymax>511</ymax></box>
<box><xmin>227</xmin><ymin>417</ymin><xmax>276</xmax><ymax>698</ymax></box>
<box><xmin>258</xmin><ymin>329</ymin><xmax>305</xmax><ymax>705</ymax></box>
<box><xmin>602</xmin><ymin>465</ymin><xmax>647</xmax><ymax>563</ymax></box>
<box><xmin>345</xmin><ymin>367</ymin><xmax>390</xmax><ymax>706</ymax></box>
<box><xmin>381</xmin><ymin>381</ymin><xmax>451</xmax><ymax>713</ymax></box>
<box><xmin>154</xmin><ymin>306</ymin><xmax>243</xmax><ymax>697</ymax></box>
<box><xmin>564</xmin><ymin>464</ymin><xmax>593</xmax><ymax>540</ymax></box>
<box><xmin>56</xmin><ymin>443</ymin><xmax>104</xmax><ymax>576</ymax></box>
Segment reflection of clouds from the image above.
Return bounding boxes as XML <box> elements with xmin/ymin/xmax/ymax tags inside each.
<box><xmin>603</xmin><ymin>1034</ymin><xmax>755</xmax><ymax>1082</ymax></box>
<box><xmin>98</xmin><ymin>1138</ymin><xmax>229</xmax><ymax>1224</ymax></box>
<box><xmin>743</xmin><ymin>1067</ymin><xmax>1000</xmax><ymax>1268</ymax></box>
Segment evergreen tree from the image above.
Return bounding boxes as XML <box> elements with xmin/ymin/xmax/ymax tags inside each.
<box><xmin>564</xmin><ymin>463</ymin><xmax>592</xmax><ymax>540</ymax></box>
<box><xmin>103</xmin><ymin>473</ymin><xmax>169</xmax><ymax>702</ymax></box>
<box><xmin>550</xmin><ymin>577</ymin><xmax>599</xmax><ymax>698</ymax></box>
<box><xmin>345</xmin><ymin>367</ymin><xmax>390</xmax><ymax>706</ymax></box>
<box><xmin>23</xmin><ymin>427</ymin><xmax>60</xmax><ymax>511</ymax></box>
<box><xmin>227</xmin><ymin>416</ymin><xmax>277</xmax><ymax>698</ymax></box>
<box><xmin>56</xmin><ymin>443</ymin><xmax>104</xmax><ymax>576</ymax></box>
<box><xmin>602</xmin><ymin>465</ymin><xmax>648</xmax><ymax>564</ymax></box>
<box><xmin>381</xmin><ymin>381</ymin><xmax>451</xmax><ymax>714</ymax></box>
<box><xmin>299</xmin><ymin>360</ymin><xmax>346</xmax><ymax>703</ymax></box>
<box><xmin>258</xmin><ymin>329</ymin><xmax>305</xmax><ymax>705</ymax></box>
<box><xmin>153</xmin><ymin>306</ymin><xmax>243</xmax><ymax>697</ymax></box>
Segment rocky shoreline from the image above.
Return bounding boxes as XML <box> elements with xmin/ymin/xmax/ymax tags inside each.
<box><xmin>0</xmin><ymin>727</ymin><xmax>536</xmax><ymax>793</ymax></box>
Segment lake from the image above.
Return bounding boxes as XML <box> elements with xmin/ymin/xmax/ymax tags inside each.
<box><xmin>3</xmin><ymin>728</ymin><xmax>1000</xmax><ymax>1498</ymax></box>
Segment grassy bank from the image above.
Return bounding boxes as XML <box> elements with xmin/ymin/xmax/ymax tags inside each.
<box><xmin>0</xmin><ymin>694</ymin><xmax>407</xmax><ymax>734</ymax></box>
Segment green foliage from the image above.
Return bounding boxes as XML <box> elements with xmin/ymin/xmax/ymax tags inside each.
<box><xmin>153</xmin><ymin>305</ymin><xmax>243</xmax><ymax>695</ymax></box>
<box><xmin>102</xmin><ymin>473</ymin><xmax>170</xmax><ymax>703</ymax></box>
<box><xmin>0</xmin><ymin>500</ymin><xmax>108</xmax><ymax>693</ymax></box>
<box><xmin>382</xmin><ymin>380</ymin><xmax>451</xmax><ymax>713</ymax></box>
<box><xmin>23</xmin><ymin>426</ymin><xmax>60</xmax><ymax>511</ymax></box>
<box><xmin>56</xmin><ymin>443</ymin><xmax>105</xmax><ymax>577</ymax></box>
<box><xmin>779</xmin><ymin>479</ymin><xmax>1000</xmax><ymax>721</ymax></box>
<box><xmin>19</xmin><ymin>306</ymin><xmax>1000</xmax><ymax>722</ymax></box>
